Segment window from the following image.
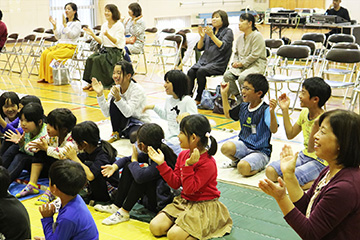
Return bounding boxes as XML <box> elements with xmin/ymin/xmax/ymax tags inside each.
<box><xmin>49</xmin><ymin>0</ymin><xmax>96</xmax><ymax>28</ymax></box>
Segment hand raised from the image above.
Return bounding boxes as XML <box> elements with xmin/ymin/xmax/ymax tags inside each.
<box><xmin>279</xmin><ymin>145</ymin><xmax>298</xmax><ymax>175</ymax></box>
<box><xmin>91</xmin><ymin>78</ymin><xmax>104</xmax><ymax>96</ymax></box>
<box><xmin>101</xmin><ymin>164</ymin><xmax>116</xmax><ymax>178</ymax></box>
<box><xmin>4</xmin><ymin>129</ymin><xmax>24</xmax><ymax>144</ymax></box>
<box><xmin>278</xmin><ymin>93</ymin><xmax>290</xmax><ymax>110</ymax></box>
<box><xmin>269</xmin><ymin>99</ymin><xmax>277</xmax><ymax>112</ymax></box>
<box><xmin>198</xmin><ymin>26</ymin><xmax>205</xmax><ymax>38</ymax></box>
<box><xmin>185</xmin><ymin>148</ymin><xmax>200</xmax><ymax>166</ymax></box>
<box><xmin>148</xmin><ymin>146</ymin><xmax>165</xmax><ymax>165</ymax></box>
<box><xmin>110</xmin><ymin>86</ymin><xmax>121</xmax><ymax>101</ymax></box>
<box><xmin>259</xmin><ymin>177</ymin><xmax>287</xmax><ymax>201</ymax></box>
<box><xmin>131</xmin><ymin>144</ymin><xmax>138</xmax><ymax>162</ymax></box>
<box><xmin>39</xmin><ymin>203</ymin><xmax>56</xmax><ymax>218</ymax></box>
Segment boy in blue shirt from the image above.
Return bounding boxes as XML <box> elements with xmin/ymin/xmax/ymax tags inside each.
<box><xmin>37</xmin><ymin>160</ymin><xmax>99</xmax><ymax>240</ymax></box>
<box><xmin>266</xmin><ymin>77</ymin><xmax>331</xmax><ymax>189</ymax></box>
<box><xmin>221</xmin><ymin>73</ymin><xmax>278</xmax><ymax>176</ymax></box>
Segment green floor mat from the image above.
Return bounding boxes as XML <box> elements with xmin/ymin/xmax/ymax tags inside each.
<box><xmin>216</xmin><ymin>181</ymin><xmax>301</xmax><ymax>240</ymax></box>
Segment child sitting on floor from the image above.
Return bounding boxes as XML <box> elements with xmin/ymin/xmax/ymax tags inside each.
<box><xmin>221</xmin><ymin>73</ymin><xmax>278</xmax><ymax>176</ymax></box>
<box><xmin>266</xmin><ymin>77</ymin><xmax>331</xmax><ymax>189</ymax></box>
<box><xmin>36</xmin><ymin>160</ymin><xmax>98</xmax><ymax>240</ymax></box>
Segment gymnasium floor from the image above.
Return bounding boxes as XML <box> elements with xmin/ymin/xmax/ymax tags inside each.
<box><xmin>0</xmin><ymin>24</ymin><xmax>352</xmax><ymax>239</ymax></box>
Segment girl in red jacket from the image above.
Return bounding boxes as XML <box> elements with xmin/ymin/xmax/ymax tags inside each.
<box><xmin>148</xmin><ymin>114</ymin><xmax>232</xmax><ymax>240</ymax></box>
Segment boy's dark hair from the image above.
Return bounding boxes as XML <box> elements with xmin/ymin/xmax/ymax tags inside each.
<box><xmin>240</xmin><ymin>13</ymin><xmax>258</xmax><ymax>31</ymax></box>
<box><xmin>105</xmin><ymin>4</ymin><xmax>120</xmax><ymax>21</ymax></box>
<box><xmin>212</xmin><ymin>10</ymin><xmax>229</xmax><ymax>28</ymax></box>
<box><xmin>0</xmin><ymin>91</ymin><xmax>20</xmax><ymax>118</ymax></box>
<box><xmin>245</xmin><ymin>74</ymin><xmax>269</xmax><ymax>98</ymax></box>
<box><xmin>180</xmin><ymin>114</ymin><xmax>218</xmax><ymax>156</ymax></box>
<box><xmin>20</xmin><ymin>95</ymin><xmax>42</xmax><ymax>108</ymax></box>
<box><xmin>164</xmin><ymin>70</ymin><xmax>189</xmax><ymax>100</ymax></box>
<box><xmin>19</xmin><ymin>103</ymin><xmax>44</xmax><ymax>127</ymax></box>
<box><xmin>302</xmin><ymin>77</ymin><xmax>331</xmax><ymax>108</ymax></box>
<box><xmin>47</xmin><ymin>108</ymin><xmax>77</xmax><ymax>133</ymax></box>
<box><xmin>137</xmin><ymin>123</ymin><xmax>177</xmax><ymax>169</ymax></box>
<box><xmin>0</xmin><ymin>166</ymin><xmax>10</xmax><ymax>197</ymax></box>
<box><xmin>128</xmin><ymin>2</ymin><xmax>142</xmax><ymax>17</ymax></box>
<box><xmin>49</xmin><ymin>160</ymin><xmax>86</xmax><ymax>196</ymax></box>
<box><xmin>72</xmin><ymin>121</ymin><xmax>117</xmax><ymax>162</ymax></box>
<box><xmin>319</xmin><ymin>109</ymin><xmax>360</xmax><ymax>168</ymax></box>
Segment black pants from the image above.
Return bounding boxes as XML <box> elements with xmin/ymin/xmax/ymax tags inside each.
<box><xmin>85</xmin><ymin>161</ymin><xmax>119</xmax><ymax>202</ymax></box>
<box><xmin>109</xmin><ymin>98</ymin><xmax>140</xmax><ymax>143</ymax></box>
<box><xmin>187</xmin><ymin>66</ymin><xmax>222</xmax><ymax>102</ymax></box>
<box><xmin>114</xmin><ymin>162</ymin><xmax>157</xmax><ymax>212</ymax></box>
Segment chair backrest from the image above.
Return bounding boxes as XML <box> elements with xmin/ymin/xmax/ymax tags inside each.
<box><xmin>265</xmin><ymin>39</ymin><xmax>284</xmax><ymax>49</ymax></box>
<box><xmin>266</xmin><ymin>47</ymin><xmax>271</xmax><ymax>58</ymax></box>
<box><xmin>328</xmin><ymin>34</ymin><xmax>355</xmax><ymax>44</ymax></box>
<box><xmin>162</xmin><ymin>28</ymin><xmax>175</xmax><ymax>34</ymax></box>
<box><xmin>276</xmin><ymin>45</ymin><xmax>311</xmax><ymax>59</ymax></box>
<box><xmin>45</xmin><ymin>29</ymin><xmax>54</xmax><ymax>34</ymax></box>
<box><xmin>325</xmin><ymin>48</ymin><xmax>360</xmax><ymax>63</ymax></box>
<box><xmin>145</xmin><ymin>27</ymin><xmax>157</xmax><ymax>33</ymax></box>
<box><xmin>291</xmin><ymin>40</ymin><xmax>316</xmax><ymax>55</ymax></box>
<box><xmin>301</xmin><ymin>33</ymin><xmax>326</xmax><ymax>44</ymax></box>
<box><xmin>93</xmin><ymin>25</ymin><xmax>101</xmax><ymax>31</ymax></box>
<box><xmin>33</xmin><ymin>27</ymin><xmax>45</xmax><ymax>34</ymax></box>
<box><xmin>8</xmin><ymin>33</ymin><xmax>19</xmax><ymax>40</ymax></box>
<box><xmin>24</xmin><ymin>34</ymin><xmax>36</xmax><ymax>42</ymax></box>
<box><xmin>332</xmin><ymin>42</ymin><xmax>359</xmax><ymax>50</ymax></box>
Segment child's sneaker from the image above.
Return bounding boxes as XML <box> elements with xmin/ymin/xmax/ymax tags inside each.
<box><xmin>50</xmin><ymin>197</ymin><xmax>62</xmax><ymax>213</ymax></box>
<box><xmin>15</xmin><ymin>183</ymin><xmax>39</xmax><ymax>198</ymax></box>
<box><xmin>35</xmin><ymin>189</ymin><xmax>56</xmax><ymax>205</ymax></box>
<box><xmin>107</xmin><ymin>131</ymin><xmax>120</xmax><ymax>143</ymax></box>
<box><xmin>94</xmin><ymin>204</ymin><xmax>118</xmax><ymax>214</ymax></box>
<box><xmin>102</xmin><ymin>211</ymin><xmax>130</xmax><ymax>225</ymax></box>
<box><xmin>221</xmin><ymin>160</ymin><xmax>239</xmax><ymax>168</ymax></box>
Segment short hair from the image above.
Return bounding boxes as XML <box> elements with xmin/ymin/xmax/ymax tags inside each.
<box><xmin>20</xmin><ymin>95</ymin><xmax>42</xmax><ymax>108</ymax></box>
<box><xmin>47</xmin><ymin>108</ymin><xmax>77</xmax><ymax>132</ymax></box>
<box><xmin>19</xmin><ymin>103</ymin><xmax>44</xmax><ymax>127</ymax></box>
<box><xmin>164</xmin><ymin>70</ymin><xmax>189</xmax><ymax>100</ymax></box>
<box><xmin>105</xmin><ymin>4</ymin><xmax>120</xmax><ymax>21</ymax></box>
<box><xmin>319</xmin><ymin>109</ymin><xmax>360</xmax><ymax>168</ymax></box>
<box><xmin>0</xmin><ymin>91</ymin><xmax>20</xmax><ymax>118</ymax></box>
<box><xmin>245</xmin><ymin>74</ymin><xmax>269</xmax><ymax>98</ymax></box>
<box><xmin>0</xmin><ymin>10</ymin><xmax>3</xmax><ymax>20</ymax></box>
<box><xmin>128</xmin><ymin>2</ymin><xmax>142</xmax><ymax>17</ymax></box>
<box><xmin>302</xmin><ymin>77</ymin><xmax>331</xmax><ymax>108</ymax></box>
<box><xmin>240</xmin><ymin>13</ymin><xmax>258</xmax><ymax>31</ymax></box>
<box><xmin>212</xmin><ymin>10</ymin><xmax>229</xmax><ymax>28</ymax></box>
<box><xmin>0</xmin><ymin>166</ymin><xmax>10</xmax><ymax>197</ymax></box>
<box><xmin>49</xmin><ymin>160</ymin><xmax>87</xmax><ymax>196</ymax></box>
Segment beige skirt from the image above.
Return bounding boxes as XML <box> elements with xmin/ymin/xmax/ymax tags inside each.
<box><xmin>162</xmin><ymin>195</ymin><xmax>233</xmax><ymax>240</ymax></box>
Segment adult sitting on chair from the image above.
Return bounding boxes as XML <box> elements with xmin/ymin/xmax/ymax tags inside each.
<box><xmin>324</xmin><ymin>0</ymin><xmax>351</xmax><ymax>47</ymax></box>
<box><xmin>38</xmin><ymin>2</ymin><xmax>81</xmax><ymax>84</ymax></box>
<box><xmin>223</xmin><ymin>13</ymin><xmax>266</xmax><ymax>103</ymax></box>
<box><xmin>82</xmin><ymin>4</ymin><xmax>125</xmax><ymax>90</ymax></box>
<box><xmin>187</xmin><ymin>10</ymin><xmax>233</xmax><ymax>105</ymax></box>
<box><xmin>123</xmin><ymin>2</ymin><xmax>146</xmax><ymax>61</ymax></box>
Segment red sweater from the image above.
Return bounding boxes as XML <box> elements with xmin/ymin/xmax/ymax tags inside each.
<box><xmin>0</xmin><ymin>21</ymin><xmax>7</xmax><ymax>48</ymax></box>
<box><xmin>157</xmin><ymin>150</ymin><xmax>220</xmax><ymax>201</ymax></box>
<box><xmin>284</xmin><ymin>166</ymin><xmax>360</xmax><ymax>240</ymax></box>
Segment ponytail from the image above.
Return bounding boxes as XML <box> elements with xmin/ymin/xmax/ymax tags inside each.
<box><xmin>100</xmin><ymin>140</ymin><xmax>117</xmax><ymax>163</ymax></box>
<box><xmin>207</xmin><ymin>135</ymin><xmax>218</xmax><ymax>156</ymax></box>
<box><xmin>159</xmin><ymin>143</ymin><xmax>177</xmax><ymax>169</ymax></box>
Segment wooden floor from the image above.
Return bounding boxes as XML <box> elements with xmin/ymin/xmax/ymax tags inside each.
<box><xmin>0</xmin><ymin>24</ymin><xmax>354</xmax><ymax>239</ymax></box>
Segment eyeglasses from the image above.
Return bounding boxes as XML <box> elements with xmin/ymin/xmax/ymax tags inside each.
<box><xmin>241</xmin><ymin>85</ymin><xmax>254</xmax><ymax>91</ymax></box>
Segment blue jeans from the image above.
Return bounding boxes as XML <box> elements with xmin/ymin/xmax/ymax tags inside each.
<box><xmin>2</xmin><ymin>145</ymin><xmax>33</xmax><ymax>181</ymax></box>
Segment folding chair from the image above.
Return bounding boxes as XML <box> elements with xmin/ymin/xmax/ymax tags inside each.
<box><xmin>319</xmin><ymin>47</ymin><xmax>360</xmax><ymax>104</ymax></box>
<box><xmin>291</xmin><ymin>40</ymin><xmax>316</xmax><ymax>76</ymax></box>
<box><xmin>0</xmin><ymin>33</ymin><xmax>19</xmax><ymax>72</ymax></box>
<box><xmin>146</xmin><ymin>28</ymin><xmax>175</xmax><ymax>65</ymax></box>
<box><xmin>151</xmin><ymin>34</ymin><xmax>183</xmax><ymax>77</ymax></box>
<box><xmin>265</xmin><ymin>39</ymin><xmax>284</xmax><ymax>76</ymax></box>
<box><xmin>266</xmin><ymin>45</ymin><xmax>312</xmax><ymax>113</ymax></box>
<box><xmin>326</xmin><ymin>33</ymin><xmax>355</xmax><ymax>49</ymax></box>
<box><xmin>6</xmin><ymin>34</ymin><xmax>37</xmax><ymax>75</ymax></box>
<box><xmin>301</xmin><ymin>33</ymin><xmax>326</xmax><ymax>72</ymax></box>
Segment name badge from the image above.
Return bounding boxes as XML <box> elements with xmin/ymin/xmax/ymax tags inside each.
<box><xmin>251</xmin><ymin>124</ymin><xmax>256</xmax><ymax>134</ymax></box>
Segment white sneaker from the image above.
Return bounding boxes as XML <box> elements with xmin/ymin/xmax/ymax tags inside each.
<box><xmin>94</xmin><ymin>204</ymin><xmax>118</xmax><ymax>214</ymax></box>
<box><xmin>102</xmin><ymin>211</ymin><xmax>130</xmax><ymax>225</ymax></box>
<box><xmin>221</xmin><ymin>160</ymin><xmax>238</xmax><ymax>168</ymax></box>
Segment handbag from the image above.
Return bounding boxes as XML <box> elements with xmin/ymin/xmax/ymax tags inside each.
<box><xmin>213</xmin><ymin>96</ymin><xmax>238</xmax><ymax>114</ymax></box>
<box><xmin>199</xmin><ymin>85</ymin><xmax>221</xmax><ymax>110</ymax></box>
<box><xmin>51</xmin><ymin>59</ymin><xmax>70</xmax><ymax>85</ymax></box>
